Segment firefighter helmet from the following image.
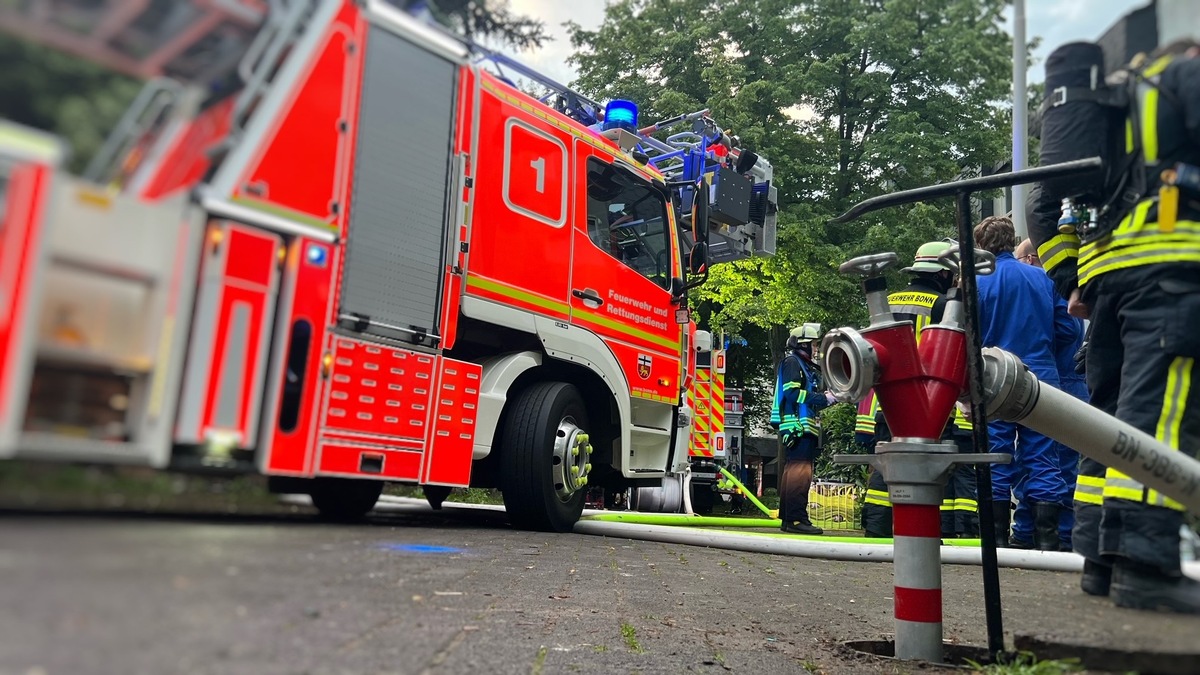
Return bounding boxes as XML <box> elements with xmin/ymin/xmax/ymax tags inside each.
<box><xmin>790</xmin><ymin>323</ymin><xmax>822</xmax><ymax>341</ymax></box>
<box><xmin>902</xmin><ymin>240</ymin><xmax>955</xmax><ymax>274</ymax></box>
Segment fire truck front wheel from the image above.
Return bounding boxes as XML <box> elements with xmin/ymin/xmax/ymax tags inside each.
<box><xmin>500</xmin><ymin>381</ymin><xmax>593</xmax><ymax>533</ymax></box>
<box><xmin>309</xmin><ymin>478</ymin><xmax>384</xmax><ymax>521</ymax></box>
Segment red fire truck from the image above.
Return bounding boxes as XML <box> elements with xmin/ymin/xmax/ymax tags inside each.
<box><xmin>0</xmin><ymin>0</ymin><xmax>775</xmax><ymax>531</ymax></box>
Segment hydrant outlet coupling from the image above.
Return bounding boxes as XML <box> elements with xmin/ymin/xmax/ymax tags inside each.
<box><xmin>820</xmin><ymin>327</ymin><xmax>879</xmax><ymax>403</ymax></box>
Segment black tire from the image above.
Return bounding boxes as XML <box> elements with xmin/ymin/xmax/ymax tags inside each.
<box><xmin>424</xmin><ymin>485</ymin><xmax>453</xmax><ymax>510</ymax></box>
<box><xmin>691</xmin><ymin>483</ymin><xmax>715</xmax><ymax>515</ymax></box>
<box><xmin>309</xmin><ymin>478</ymin><xmax>383</xmax><ymax>521</ymax></box>
<box><xmin>500</xmin><ymin>381</ymin><xmax>591</xmax><ymax>532</ymax></box>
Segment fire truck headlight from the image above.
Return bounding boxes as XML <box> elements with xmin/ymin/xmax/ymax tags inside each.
<box><xmin>306</xmin><ymin>244</ymin><xmax>328</xmax><ymax>267</ymax></box>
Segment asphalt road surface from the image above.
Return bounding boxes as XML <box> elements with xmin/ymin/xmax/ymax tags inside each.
<box><xmin>2</xmin><ymin>501</ymin><xmax>1199</xmax><ymax>675</ymax></box>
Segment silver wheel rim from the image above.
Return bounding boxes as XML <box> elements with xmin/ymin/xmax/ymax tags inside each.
<box><xmin>551</xmin><ymin>415</ymin><xmax>593</xmax><ymax>502</ymax></box>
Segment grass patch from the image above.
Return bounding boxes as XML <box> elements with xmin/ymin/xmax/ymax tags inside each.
<box><xmin>0</xmin><ymin>462</ymin><xmax>281</xmax><ymax>512</ymax></box>
<box><xmin>620</xmin><ymin>621</ymin><xmax>644</xmax><ymax>654</ymax></box>
<box><xmin>966</xmin><ymin>652</ymin><xmax>1082</xmax><ymax>674</ymax></box>
<box><xmin>384</xmin><ymin>484</ymin><xmax>505</xmax><ymax>505</ymax></box>
<box><xmin>532</xmin><ymin>645</ymin><xmax>548</xmax><ymax>675</ymax></box>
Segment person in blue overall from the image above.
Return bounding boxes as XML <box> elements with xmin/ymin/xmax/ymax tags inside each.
<box><xmin>974</xmin><ymin>216</ymin><xmax>1080</xmax><ymax>551</ymax></box>
<box><xmin>1010</xmin><ymin>237</ymin><xmax>1088</xmax><ymax>550</ymax></box>
<box><xmin>771</xmin><ymin>324</ymin><xmax>835</xmax><ymax>535</ymax></box>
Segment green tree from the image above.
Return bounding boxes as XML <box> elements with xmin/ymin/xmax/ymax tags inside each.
<box><xmin>0</xmin><ymin>35</ymin><xmax>141</xmax><ymax>172</ymax></box>
<box><xmin>569</xmin><ymin>0</ymin><xmax>1014</xmax><ymax>466</ymax></box>
<box><xmin>417</xmin><ymin>0</ymin><xmax>550</xmax><ymax>50</ymax></box>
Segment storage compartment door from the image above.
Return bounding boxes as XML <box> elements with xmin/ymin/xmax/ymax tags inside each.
<box><xmin>0</xmin><ymin>161</ymin><xmax>52</xmax><ymax>457</ymax></box>
<box><xmin>337</xmin><ymin>25</ymin><xmax>458</xmax><ymax>347</ymax></box>
<box><xmin>175</xmin><ymin>222</ymin><xmax>281</xmax><ymax>449</ymax></box>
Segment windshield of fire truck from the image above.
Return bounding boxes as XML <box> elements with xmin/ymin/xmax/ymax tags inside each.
<box><xmin>585</xmin><ymin>158</ymin><xmax>672</xmax><ymax>289</ymax></box>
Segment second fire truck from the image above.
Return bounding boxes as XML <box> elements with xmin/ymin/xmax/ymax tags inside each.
<box><xmin>0</xmin><ymin>0</ymin><xmax>776</xmax><ymax>531</ymax></box>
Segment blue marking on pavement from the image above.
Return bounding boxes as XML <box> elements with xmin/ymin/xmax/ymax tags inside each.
<box><xmin>381</xmin><ymin>543</ymin><xmax>462</xmax><ymax>554</ymax></box>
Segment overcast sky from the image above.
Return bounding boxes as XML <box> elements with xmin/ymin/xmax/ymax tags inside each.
<box><xmin>502</xmin><ymin>0</ymin><xmax>1155</xmax><ymax>89</ymax></box>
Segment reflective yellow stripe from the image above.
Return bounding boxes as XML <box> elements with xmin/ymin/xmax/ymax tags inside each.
<box><xmin>1146</xmin><ymin>356</ymin><xmax>1193</xmax><ymax>510</ymax></box>
<box><xmin>1074</xmin><ymin>474</ymin><xmax>1105</xmax><ymax>505</ymax></box>
<box><xmin>1037</xmin><ymin>233</ymin><xmax>1080</xmax><ymax>271</ymax></box>
<box><xmin>1103</xmin><ymin>468</ymin><xmax>1144</xmax><ymax>502</ymax></box>
<box><xmin>1142</xmin><ymin>85</ymin><xmax>1159</xmax><ymax>164</ymax></box>
<box><xmin>865</xmin><ymin>489</ymin><xmax>891</xmax><ymax>507</ymax></box>
<box><xmin>1147</xmin><ymin>491</ymin><xmax>1186</xmax><ymax>508</ymax></box>
<box><xmin>1156</xmin><ymin>357</ymin><xmax>1192</xmax><ymax>450</ymax></box>
<box><xmin>1078</xmin><ymin>210</ymin><xmax>1200</xmax><ymax>284</ymax></box>
<box><xmin>940</xmin><ymin>501</ymin><xmax>954</xmax><ymax>511</ymax></box>
<box><xmin>1105</xmin><ymin>469</ymin><xmax>1186</xmax><ymax>511</ymax></box>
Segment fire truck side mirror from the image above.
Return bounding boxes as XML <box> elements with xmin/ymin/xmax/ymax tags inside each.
<box><xmin>687</xmin><ymin>176</ymin><xmax>711</xmax><ymax>284</ymax></box>
<box><xmin>670</xmin><ymin>276</ymin><xmax>686</xmax><ymax>299</ymax></box>
<box><xmin>691</xmin><ymin>176</ymin><xmax>711</xmax><ymax>244</ymax></box>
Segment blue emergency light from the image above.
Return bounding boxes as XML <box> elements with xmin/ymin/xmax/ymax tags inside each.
<box><xmin>306</xmin><ymin>244</ymin><xmax>328</xmax><ymax>267</ymax></box>
<box><xmin>603</xmin><ymin>99</ymin><xmax>638</xmax><ymax>132</ymax></box>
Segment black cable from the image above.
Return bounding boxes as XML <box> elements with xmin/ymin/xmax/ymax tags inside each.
<box><xmin>955</xmin><ymin>191</ymin><xmax>1006</xmax><ymax>659</ymax></box>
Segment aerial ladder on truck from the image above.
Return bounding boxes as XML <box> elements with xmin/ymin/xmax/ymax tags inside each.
<box><xmin>0</xmin><ymin>0</ymin><xmax>775</xmax><ymax>530</ymax></box>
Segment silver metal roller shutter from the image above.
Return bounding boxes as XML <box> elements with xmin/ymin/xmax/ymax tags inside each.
<box><xmin>339</xmin><ymin>25</ymin><xmax>457</xmax><ymax>346</ymax></box>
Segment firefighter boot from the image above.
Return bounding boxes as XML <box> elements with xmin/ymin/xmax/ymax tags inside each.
<box><xmin>1110</xmin><ymin>561</ymin><xmax>1200</xmax><ymax>614</ymax></box>
<box><xmin>992</xmin><ymin>500</ymin><xmax>1012</xmax><ymax>548</ymax></box>
<box><xmin>782</xmin><ymin>496</ymin><xmax>823</xmax><ymax>535</ymax></box>
<box><xmin>1080</xmin><ymin>559</ymin><xmax>1112</xmax><ymax>597</ymax></box>
<box><xmin>1034</xmin><ymin>502</ymin><xmax>1062</xmax><ymax>551</ymax></box>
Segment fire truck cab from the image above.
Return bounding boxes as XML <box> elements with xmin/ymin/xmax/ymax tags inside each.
<box><xmin>0</xmin><ymin>0</ymin><xmax>776</xmax><ymax>531</ymax></box>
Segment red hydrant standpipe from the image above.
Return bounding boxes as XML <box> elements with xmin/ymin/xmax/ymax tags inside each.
<box><xmin>823</xmin><ymin>252</ymin><xmax>1007</xmax><ymax>664</ymax></box>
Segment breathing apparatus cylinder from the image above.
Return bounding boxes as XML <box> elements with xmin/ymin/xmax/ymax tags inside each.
<box><xmin>1038</xmin><ymin>42</ymin><xmax>1117</xmax><ymax>203</ymax></box>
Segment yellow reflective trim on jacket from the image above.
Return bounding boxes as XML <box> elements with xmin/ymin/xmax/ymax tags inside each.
<box><xmin>1077</xmin><ymin>201</ymin><xmax>1200</xmax><ymax>285</ymax></box>
<box><xmin>865</xmin><ymin>489</ymin><xmax>891</xmax><ymax>507</ymax></box>
<box><xmin>1037</xmin><ymin>233</ymin><xmax>1080</xmax><ymax>272</ymax></box>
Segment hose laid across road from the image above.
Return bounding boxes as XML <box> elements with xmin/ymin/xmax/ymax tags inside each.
<box><xmin>572</xmin><ymin>519</ymin><xmax>1088</xmax><ymax>572</ymax></box>
<box><xmin>335</xmin><ymin>496</ymin><xmax>1200</xmax><ymax>578</ymax></box>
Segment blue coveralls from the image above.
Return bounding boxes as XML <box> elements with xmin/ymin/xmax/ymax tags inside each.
<box><xmin>1013</xmin><ymin>314</ymin><xmax>1087</xmax><ymax>545</ymax></box>
<box><xmin>977</xmin><ymin>252</ymin><xmax>1078</xmax><ymax>531</ymax></box>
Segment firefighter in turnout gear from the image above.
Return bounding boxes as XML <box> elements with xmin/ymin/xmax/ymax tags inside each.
<box><xmin>856</xmin><ymin>389</ymin><xmax>893</xmax><ymax>538</ymax></box>
<box><xmin>771</xmin><ymin>323</ymin><xmax>835</xmax><ymax>535</ymax></box>
<box><xmin>859</xmin><ymin>242</ymin><xmax>980</xmax><ymax>539</ymax></box>
<box><xmin>1028</xmin><ymin>40</ymin><xmax>1200</xmax><ymax>612</ymax></box>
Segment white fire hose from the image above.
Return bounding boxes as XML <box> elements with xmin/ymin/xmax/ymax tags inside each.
<box><xmin>981</xmin><ymin>347</ymin><xmax>1200</xmax><ymax>513</ymax></box>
